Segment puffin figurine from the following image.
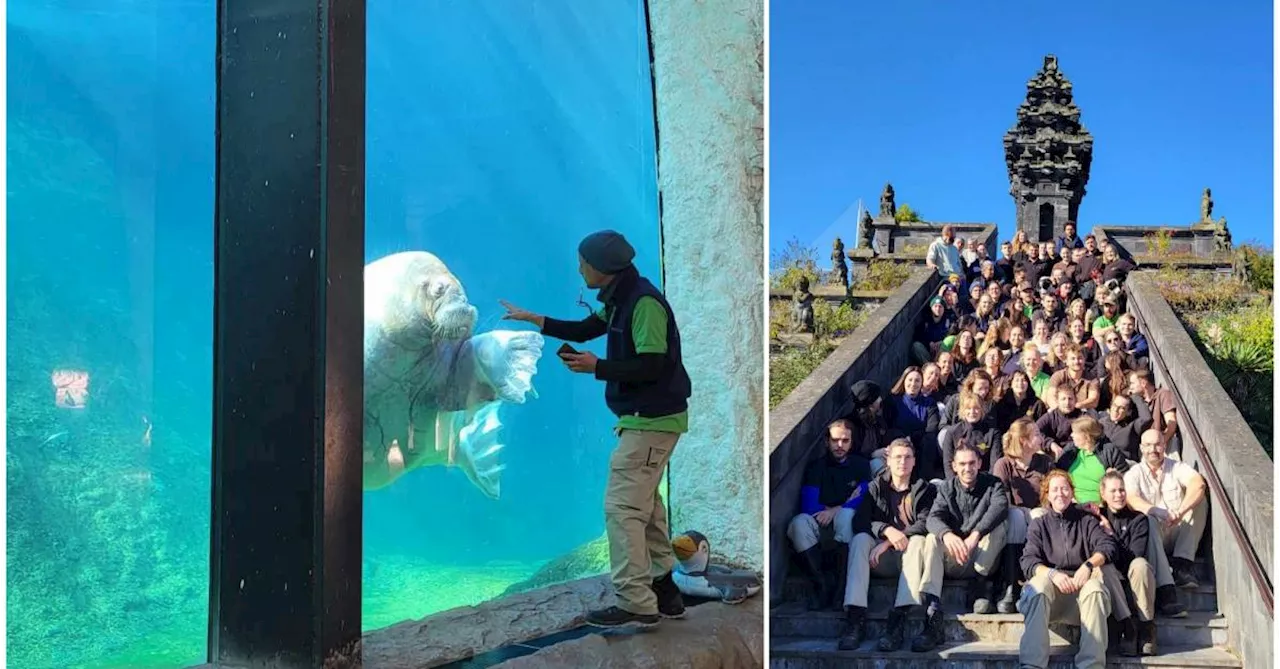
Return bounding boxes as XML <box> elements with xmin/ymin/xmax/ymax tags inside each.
<box><xmin>670</xmin><ymin>530</ymin><xmax>762</xmax><ymax>604</ymax></box>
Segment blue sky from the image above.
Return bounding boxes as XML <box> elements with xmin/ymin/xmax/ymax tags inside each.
<box><xmin>769</xmin><ymin>1</ymin><xmax>1274</xmax><ymax>259</ymax></box>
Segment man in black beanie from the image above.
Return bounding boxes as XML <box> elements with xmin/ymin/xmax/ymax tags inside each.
<box><xmin>500</xmin><ymin>229</ymin><xmax>693</xmax><ymax>629</ymax></box>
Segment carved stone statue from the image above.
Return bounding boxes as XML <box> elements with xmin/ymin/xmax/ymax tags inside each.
<box><xmin>1214</xmin><ymin>216</ymin><xmax>1232</xmax><ymax>252</ymax></box>
<box><xmin>1201</xmin><ymin>188</ymin><xmax>1214</xmax><ymax>222</ymax></box>
<box><xmin>830</xmin><ymin>237</ymin><xmax>849</xmax><ymax>289</ymax></box>
<box><xmin>857</xmin><ymin>209</ymin><xmax>875</xmax><ymax>249</ymax></box>
<box><xmin>879</xmin><ymin>183</ymin><xmax>897</xmax><ymax>218</ymax></box>
<box><xmin>1232</xmin><ymin>247</ymin><xmax>1251</xmax><ymax>285</ymax></box>
<box><xmin>791</xmin><ymin>276</ymin><xmax>815</xmax><ymax>333</ymax></box>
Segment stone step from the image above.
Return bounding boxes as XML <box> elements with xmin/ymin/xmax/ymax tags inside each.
<box><xmin>779</xmin><ymin>577</ymin><xmax>1219</xmax><ymax>613</ymax></box>
<box><xmin>769</xmin><ymin>610</ymin><xmax>1228</xmax><ymax>648</ymax></box>
<box><xmin>769</xmin><ymin>638</ymin><xmax>1242</xmax><ymax>669</ymax></box>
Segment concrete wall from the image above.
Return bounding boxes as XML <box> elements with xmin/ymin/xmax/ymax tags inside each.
<box><xmin>649</xmin><ymin>0</ymin><xmax>764</xmax><ymax>571</ymax></box>
<box><xmin>1124</xmin><ymin>272</ymin><xmax>1273</xmax><ymax>666</ymax></box>
<box><xmin>768</xmin><ymin>268</ymin><xmax>940</xmax><ymax>601</ymax></box>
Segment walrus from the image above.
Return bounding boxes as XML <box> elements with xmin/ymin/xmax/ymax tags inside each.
<box><xmin>362</xmin><ymin>251</ymin><xmax>544</xmax><ymax>498</ymax></box>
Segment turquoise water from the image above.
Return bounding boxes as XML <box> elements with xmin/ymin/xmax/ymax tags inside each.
<box><xmin>7</xmin><ymin>2</ymin><xmax>660</xmax><ymax>667</ymax></box>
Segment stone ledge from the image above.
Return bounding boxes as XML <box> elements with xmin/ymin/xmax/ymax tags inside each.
<box><xmin>491</xmin><ymin>596</ymin><xmax>764</xmax><ymax>668</ymax></box>
<box><xmin>362</xmin><ymin>576</ymin><xmax>612</xmax><ymax>668</ymax></box>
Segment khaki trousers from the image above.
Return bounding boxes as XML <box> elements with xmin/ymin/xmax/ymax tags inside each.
<box><xmin>1147</xmin><ymin>498</ymin><xmax>1208</xmax><ymax>588</ymax></box>
<box><xmin>927</xmin><ymin>520</ymin><xmax>1007</xmax><ymax>591</ymax></box>
<box><xmin>845</xmin><ymin>533</ymin><xmax>939</xmax><ymax>608</ymax></box>
<box><xmin>604</xmin><ymin>429</ymin><xmax>679</xmax><ymax>615</ymax></box>
<box><xmin>1018</xmin><ymin>568</ymin><xmax>1111</xmax><ymax>669</ymax></box>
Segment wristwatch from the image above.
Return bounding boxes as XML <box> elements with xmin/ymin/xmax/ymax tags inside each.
<box><xmin>1083</xmin><ymin>562</ymin><xmax>1095</xmax><ymax>573</ymax></box>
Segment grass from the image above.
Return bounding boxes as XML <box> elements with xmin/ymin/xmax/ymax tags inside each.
<box><xmin>1151</xmin><ymin>248</ymin><xmax>1273</xmax><ymax>457</ymax></box>
<box><xmin>769</xmin><ymin>241</ymin><xmax>914</xmax><ymax>408</ymax></box>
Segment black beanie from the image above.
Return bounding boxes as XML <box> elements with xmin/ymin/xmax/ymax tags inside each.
<box><xmin>578</xmin><ymin>230</ymin><xmax>636</xmax><ymax>273</ymax></box>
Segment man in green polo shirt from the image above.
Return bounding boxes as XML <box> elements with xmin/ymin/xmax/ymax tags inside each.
<box><xmin>500</xmin><ymin>230</ymin><xmax>693</xmax><ymax>629</ymax></box>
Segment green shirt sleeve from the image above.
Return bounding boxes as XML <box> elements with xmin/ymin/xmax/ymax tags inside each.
<box><xmin>631</xmin><ymin>296</ymin><xmax>669</xmax><ymax>354</ymax></box>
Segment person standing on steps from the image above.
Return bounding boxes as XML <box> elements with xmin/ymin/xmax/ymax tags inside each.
<box><xmin>786</xmin><ymin>419</ymin><xmax>873</xmax><ymax>612</ymax></box>
<box><xmin>1018</xmin><ymin>470</ymin><xmax>1116</xmax><ymax>669</ymax></box>
<box><xmin>923</xmin><ymin>444</ymin><xmax>1010</xmax><ymax>646</ymax></box>
<box><xmin>839</xmin><ymin>438</ymin><xmax>940</xmax><ymax>653</ymax></box>
<box><xmin>499</xmin><ymin>230</ymin><xmax>693</xmax><ymax>630</ymax></box>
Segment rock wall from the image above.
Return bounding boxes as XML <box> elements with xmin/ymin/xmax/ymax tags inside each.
<box><xmin>648</xmin><ymin>0</ymin><xmax>765</xmax><ymax>571</ymax></box>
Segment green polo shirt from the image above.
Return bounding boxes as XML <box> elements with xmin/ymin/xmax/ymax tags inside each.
<box><xmin>1069</xmin><ymin>450</ymin><xmax>1106</xmax><ymax>504</ymax></box>
<box><xmin>1029</xmin><ymin>371</ymin><xmax>1052</xmax><ymax>401</ymax></box>
<box><xmin>1092</xmin><ymin>315</ymin><xmax>1115</xmax><ymax>333</ymax></box>
<box><xmin>598</xmin><ymin>297</ymin><xmax>689</xmax><ymax>434</ymax></box>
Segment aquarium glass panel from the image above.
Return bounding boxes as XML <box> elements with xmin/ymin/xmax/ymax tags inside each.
<box><xmin>361</xmin><ymin>1</ymin><xmax>663</xmax><ymax>627</ymax></box>
<box><xmin>7</xmin><ymin>1</ymin><xmax>215</xmax><ymax>666</ymax></box>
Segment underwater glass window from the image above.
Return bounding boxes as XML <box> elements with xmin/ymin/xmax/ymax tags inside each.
<box><xmin>7</xmin><ymin>1</ymin><xmax>216</xmax><ymax>667</ymax></box>
<box><xmin>361</xmin><ymin>0</ymin><xmax>663</xmax><ymax>628</ymax></box>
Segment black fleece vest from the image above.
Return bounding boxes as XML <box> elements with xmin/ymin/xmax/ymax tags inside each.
<box><xmin>603</xmin><ymin>268</ymin><xmax>692</xmax><ymax>417</ymax></box>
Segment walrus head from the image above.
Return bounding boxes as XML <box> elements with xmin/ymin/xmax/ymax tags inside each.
<box><xmin>413</xmin><ymin>271</ymin><xmax>476</xmax><ymax>342</ymax></box>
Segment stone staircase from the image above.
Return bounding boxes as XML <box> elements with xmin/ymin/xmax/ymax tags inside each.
<box><xmin>770</xmin><ymin>558</ymin><xmax>1241</xmax><ymax>668</ymax></box>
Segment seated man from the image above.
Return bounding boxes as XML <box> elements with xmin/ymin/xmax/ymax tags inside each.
<box><xmin>1124</xmin><ymin>430</ymin><xmax>1208</xmax><ymax>591</ymax></box>
<box><xmin>925</xmin><ymin>444</ymin><xmax>1009</xmax><ymax>639</ymax></box>
<box><xmin>1036</xmin><ymin>384</ymin><xmax>1086</xmax><ymax>459</ymax></box>
<box><xmin>1128</xmin><ymin>369</ymin><xmax>1179</xmax><ymax>458</ymax></box>
<box><xmin>787</xmin><ymin>419</ymin><xmax>873</xmax><ymax>611</ymax></box>
<box><xmin>840</xmin><ymin>438</ymin><xmax>939</xmax><ymax>652</ymax></box>
<box><xmin>841</xmin><ymin>380</ymin><xmax>902</xmax><ymax>474</ymax></box>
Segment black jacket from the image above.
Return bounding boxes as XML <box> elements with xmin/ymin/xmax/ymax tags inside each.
<box><xmin>939</xmin><ymin>418</ymin><xmax>1004</xmax><ymax>478</ymax></box>
<box><xmin>927</xmin><ymin>472</ymin><xmax>1009</xmax><ymax>538</ymax></box>
<box><xmin>867</xmin><ymin>474</ymin><xmax>937</xmax><ymax>540</ymax></box>
<box><xmin>1022</xmin><ymin>503</ymin><xmax>1118</xmax><ymax>581</ymax></box>
<box><xmin>1100</xmin><ymin>505</ymin><xmax>1149</xmax><ymax>572</ymax></box>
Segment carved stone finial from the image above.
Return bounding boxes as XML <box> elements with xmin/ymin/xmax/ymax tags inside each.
<box><xmin>857</xmin><ymin>209</ymin><xmax>875</xmax><ymax>249</ymax></box>
<box><xmin>879</xmin><ymin>183</ymin><xmax>897</xmax><ymax>218</ymax></box>
<box><xmin>1004</xmin><ymin>55</ymin><xmax>1093</xmax><ymax>243</ymax></box>
<box><xmin>1214</xmin><ymin>216</ymin><xmax>1232</xmax><ymax>252</ymax></box>
<box><xmin>831</xmin><ymin>238</ymin><xmax>849</xmax><ymax>288</ymax></box>
<box><xmin>1201</xmin><ymin>188</ymin><xmax>1214</xmax><ymax>223</ymax></box>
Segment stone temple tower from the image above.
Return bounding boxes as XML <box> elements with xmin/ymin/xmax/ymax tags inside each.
<box><xmin>1004</xmin><ymin>55</ymin><xmax>1094</xmax><ymax>243</ymax></box>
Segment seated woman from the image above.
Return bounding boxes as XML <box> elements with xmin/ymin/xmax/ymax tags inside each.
<box><xmin>994</xmin><ymin>370</ymin><xmax>1044</xmax><ymax>428</ymax></box>
<box><xmin>886</xmin><ymin>366</ymin><xmax>941</xmax><ymax>477</ymax></box>
<box><xmin>979</xmin><ymin>346</ymin><xmax>1008</xmax><ymax>397</ymax></box>
<box><xmin>1054</xmin><ymin>416</ymin><xmax>1128</xmax><ymax>506</ymax></box>
<box><xmin>990</xmin><ymin>418</ymin><xmax>1054</xmax><ymax>612</ymax></box>
<box><xmin>949</xmin><ymin>330</ymin><xmax>980</xmax><ymax>381</ymax></box>
<box><xmin>935</xmin><ymin>351</ymin><xmax>960</xmax><ymax>401</ymax></box>
<box><xmin>941</xmin><ymin>369</ymin><xmax>995</xmax><ymax>429</ymax></box>
<box><xmin>1018</xmin><ymin>470</ymin><xmax>1116</xmax><ymax>669</ymax></box>
<box><xmin>1065</xmin><ymin>316</ymin><xmax>1100</xmax><ymax>374</ymax></box>
<box><xmin>939</xmin><ymin>391</ymin><xmax>1004</xmax><ymax>478</ymax></box>
<box><xmin>912</xmin><ymin>296</ymin><xmax>953</xmax><ymax>365</ymax></box>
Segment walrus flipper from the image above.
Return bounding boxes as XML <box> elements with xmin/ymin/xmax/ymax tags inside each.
<box><xmin>453</xmin><ymin>402</ymin><xmax>505</xmax><ymax>500</ymax></box>
<box><xmin>468</xmin><ymin>330</ymin><xmax>544</xmax><ymax>405</ymax></box>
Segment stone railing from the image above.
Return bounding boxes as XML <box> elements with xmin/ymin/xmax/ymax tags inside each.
<box><xmin>1125</xmin><ymin>271</ymin><xmax>1273</xmax><ymax>667</ymax></box>
<box><xmin>767</xmin><ymin>267</ymin><xmax>940</xmax><ymax>602</ymax></box>
<box><xmin>1095</xmin><ymin>224</ymin><xmax>1232</xmax><ymax>267</ymax></box>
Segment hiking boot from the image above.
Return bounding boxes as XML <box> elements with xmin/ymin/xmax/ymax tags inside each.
<box><xmin>911</xmin><ymin>597</ymin><xmax>946</xmax><ymax>652</ymax></box>
<box><xmin>796</xmin><ymin>546</ymin><xmax>832</xmax><ymax>610</ymax></box>
<box><xmin>651</xmin><ymin>571</ymin><xmax>685</xmax><ymax>619</ymax></box>
<box><xmin>1172</xmin><ymin>558</ymin><xmax>1200</xmax><ymax>589</ymax></box>
<box><xmin>1139</xmin><ymin>619</ymin><xmax>1158</xmax><ymax>655</ymax></box>
<box><xmin>877</xmin><ymin>606</ymin><xmax>909</xmax><ymax>651</ymax></box>
<box><xmin>971</xmin><ymin>578</ymin><xmax>994</xmax><ymax>614</ymax></box>
<box><xmin>584</xmin><ymin>606</ymin><xmax>659</xmax><ymax>629</ymax></box>
<box><xmin>1156</xmin><ymin>584</ymin><xmax>1188</xmax><ymax>618</ymax></box>
<box><xmin>997</xmin><ymin>543</ymin><xmax>1023</xmax><ymax>614</ymax></box>
<box><xmin>836</xmin><ymin>606</ymin><xmax>866</xmax><ymax>650</ymax></box>
<box><xmin>1118</xmin><ymin>617</ymin><xmax>1140</xmax><ymax>657</ymax></box>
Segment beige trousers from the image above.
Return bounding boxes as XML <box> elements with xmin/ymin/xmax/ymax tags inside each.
<box><xmin>1018</xmin><ymin>568</ymin><xmax>1112</xmax><ymax>669</ymax></box>
<box><xmin>927</xmin><ymin>520</ymin><xmax>1007</xmax><ymax>588</ymax></box>
<box><xmin>845</xmin><ymin>533</ymin><xmax>938</xmax><ymax>608</ymax></box>
<box><xmin>1147</xmin><ymin>498</ymin><xmax>1208</xmax><ymax>588</ymax></box>
<box><xmin>603</xmin><ymin>429</ymin><xmax>679</xmax><ymax>615</ymax></box>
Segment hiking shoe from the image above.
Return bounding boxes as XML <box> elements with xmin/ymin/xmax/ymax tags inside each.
<box><xmin>584</xmin><ymin>606</ymin><xmax>659</xmax><ymax>629</ymax></box>
<box><xmin>1156</xmin><ymin>584</ymin><xmax>1188</xmax><ymax>618</ymax></box>
<box><xmin>1172</xmin><ymin>559</ymin><xmax>1200</xmax><ymax>589</ymax></box>
<box><xmin>836</xmin><ymin>606</ymin><xmax>866</xmax><ymax>650</ymax></box>
<box><xmin>651</xmin><ymin>572</ymin><xmax>686</xmax><ymax>619</ymax></box>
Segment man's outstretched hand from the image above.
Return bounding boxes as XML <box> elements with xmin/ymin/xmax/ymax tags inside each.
<box><xmin>500</xmin><ymin>300</ymin><xmax>543</xmax><ymax>328</ymax></box>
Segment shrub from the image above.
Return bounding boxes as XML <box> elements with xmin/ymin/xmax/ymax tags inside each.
<box><xmin>895</xmin><ymin>204</ymin><xmax>923</xmax><ymax>223</ymax></box>
<box><xmin>1154</xmin><ymin>268</ymin><xmax>1248</xmax><ymax>313</ymax></box>
<box><xmin>770</xmin><ymin>340</ymin><xmax>837</xmax><ymax>408</ymax></box>
<box><xmin>1237</xmin><ymin>243</ymin><xmax>1274</xmax><ymax>294</ymax></box>
<box><xmin>771</xmin><ymin>238</ymin><xmax>821</xmax><ymax>291</ymax></box>
<box><xmin>852</xmin><ymin>260</ymin><xmax>912</xmax><ymax>292</ymax></box>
